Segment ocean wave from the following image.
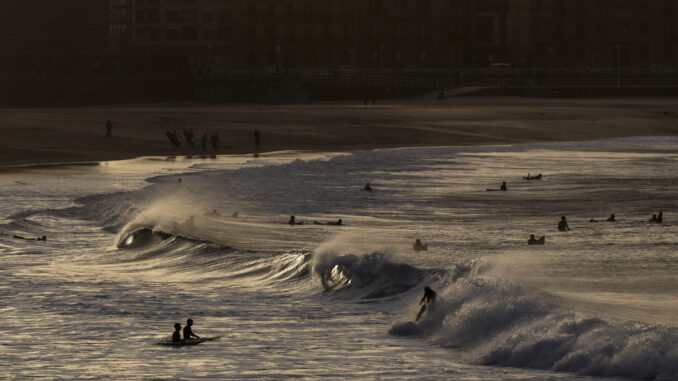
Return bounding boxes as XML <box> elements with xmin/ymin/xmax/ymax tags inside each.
<box><xmin>313</xmin><ymin>250</ymin><xmax>429</xmax><ymax>299</ymax></box>
<box><xmin>390</xmin><ymin>262</ymin><xmax>678</xmax><ymax>381</ymax></box>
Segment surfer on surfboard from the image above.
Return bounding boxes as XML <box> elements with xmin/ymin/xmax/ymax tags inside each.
<box><xmin>172</xmin><ymin>323</ymin><xmax>182</xmax><ymax>343</ymax></box>
<box><xmin>184</xmin><ymin>318</ymin><xmax>200</xmax><ymax>340</ymax></box>
<box><xmin>416</xmin><ymin>287</ymin><xmax>437</xmax><ymax>321</ymax></box>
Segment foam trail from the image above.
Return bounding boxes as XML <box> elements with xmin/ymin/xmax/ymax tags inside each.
<box><xmin>390</xmin><ymin>259</ymin><xmax>678</xmax><ymax>381</ymax></box>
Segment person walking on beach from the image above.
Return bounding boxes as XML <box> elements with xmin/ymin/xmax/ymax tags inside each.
<box><xmin>201</xmin><ymin>133</ymin><xmax>208</xmax><ymax>152</ymax></box>
<box><xmin>183</xmin><ymin>128</ymin><xmax>195</xmax><ymax>148</ymax></box>
<box><xmin>210</xmin><ymin>132</ymin><xmax>220</xmax><ymax>153</ymax></box>
<box><xmin>254</xmin><ymin>129</ymin><xmax>261</xmax><ymax>156</ymax></box>
<box><xmin>166</xmin><ymin>130</ymin><xmax>181</xmax><ymax>148</ymax></box>
<box><xmin>105</xmin><ymin>120</ymin><xmax>112</xmax><ymax>138</ymax></box>
<box><xmin>558</xmin><ymin>216</ymin><xmax>571</xmax><ymax>232</ymax></box>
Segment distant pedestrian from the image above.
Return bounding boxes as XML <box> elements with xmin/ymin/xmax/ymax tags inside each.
<box><xmin>183</xmin><ymin>129</ymin><xmax>195</xmax><ymax>148</ymax></box>
<box><xmin>166</xmin><ymin>130</ymin><xmax>181</xmax><ymax>148</ymax></box>
<box><xmin>201</xmin><ymin>133</ymin><xmax>208</xmax><ymax>152</ymax></box>
<box><xmin>105</xmin><ymin>120</ymin><xmax>112</xmax><ymax>137</ymax></box>
<box><xmin>254</xmin><ymin>129</ymin><xmax>261</xmax><ymax>156</ymax></box>
<box><xmin>210</xmin><ymin>132</ymin><xmax>220</xmax><ymax>152</ymax></box>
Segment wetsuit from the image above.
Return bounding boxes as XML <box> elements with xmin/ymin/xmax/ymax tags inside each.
<box><xmin>558</xmin><ymin>221</ymin><xmax>570</xmax><ymax>232</ymax></box>
<box><xmin>416</xmin><ymin>287</ymin><xmax>437</xmax><ymax>321</ymax></box>
<box><xmin>183</xmin><ymin>325</ymin><xmax>199</xmax><ymax>340</ymax></box>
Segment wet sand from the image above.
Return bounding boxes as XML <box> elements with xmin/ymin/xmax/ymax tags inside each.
<box><xmin>1</xmin><ymin>97</ymin><xmax>677</xmax><ymax>166</ymax></box>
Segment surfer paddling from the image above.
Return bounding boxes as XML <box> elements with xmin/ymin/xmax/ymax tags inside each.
<box><xmin>416</xmin><ymin>287</ymin><xmax>437</xmax><ymax>321</ymax></box>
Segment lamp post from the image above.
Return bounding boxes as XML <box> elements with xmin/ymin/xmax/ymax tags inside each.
<box><xmin>379</xmin><ymin>45</ymin><xmax>384</xmax><ymax>73</ymax></box>
<box><xmin>276</xmin><ymin>45</ymin><xmax>281</xmax><ymax>75</ymax></box>
<box><xmin>617</xmin><ymin>45</ymin><xmax>621</xmax><ymax>87</ymax></box>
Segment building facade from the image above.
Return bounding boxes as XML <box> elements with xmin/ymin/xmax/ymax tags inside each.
<box><xmin>128</xmin><ymin>0</ymin><xmax>237</xmax><ymax>71</ymax></box>
<box><xmin>0</xmin><ymin>0</ymin><xmax>109</xmax><ymax>55</ymax></box>
<box><xmin>234</xmin><ymin>0</ymin><xmax>514</xmax><ymax>69</ymax></box>
<box><xmin>2</xmin><ymin>0</ymin><xmax>673</xmax><ymax>74</ymax></box>
<box><xmin>526</xmin><ymin>0</ymin><xmax>677</xmax><ymax>68</ymax></box>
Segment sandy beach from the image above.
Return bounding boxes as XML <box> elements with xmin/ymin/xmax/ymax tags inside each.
<box><xmin>1</xmin><ymin>97</ymin><xmax>677</xmax><ymax>166</ymax></box>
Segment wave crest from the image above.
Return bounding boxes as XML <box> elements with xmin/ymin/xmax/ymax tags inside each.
<box><xmin>391</xmin><ymin>267</ymin><xmax>678</xmax><ymax>380</ymax></box>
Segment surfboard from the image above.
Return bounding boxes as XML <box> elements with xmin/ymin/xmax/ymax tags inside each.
<box><xmin>156</xmin><ymin>336</ymin><xmax>220</xmax><ymax>347</ymax></box>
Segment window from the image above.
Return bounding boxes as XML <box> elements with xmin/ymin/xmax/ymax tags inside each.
<box><xmin>181</xmin><ymin>27</ymin><xmax>197</xmax><ymax>41</ymax></box>
<box><xmin>203</xmin><ymin>29</ymin><xmax>217</xmax><ymax>40</ymax></box>
<box><xmin>203</xmin><ymin>11</ymin><xmax>216</xmax><ymax>22</ymax></box>
<box><xmin>166</xmin><ymin>10</ymin><xmax>180</xmax><ymax>22</ymax></box>
<box><xmin>248</xmin><ymin>3</ymin><xmax>257</xmax><ymax>19</ymax></box>
<box><xmin>218</xmin><ymin>27</ymin><xmax>232</xmax><ymax>41</ymax></box>
<box><xmin>166</xmin><ymin>29</ymin><xmax>180</xmax><ymax>41</ymax></box>
<box><xmin>417</xmin><ymin>0</ymin><xmax>430</xmax><ymax>15</ymax></box>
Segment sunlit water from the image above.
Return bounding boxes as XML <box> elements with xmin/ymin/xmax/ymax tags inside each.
<box><xmin>3</xmin><ymin>138</ymin><xmax>678</xmax><ymax>380</ymax></box>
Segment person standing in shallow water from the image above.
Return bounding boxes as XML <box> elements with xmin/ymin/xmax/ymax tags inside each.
<box><xmin>254</xmin><ymin>129</ymin><xmax>261</xmax><ymax>156</ymax></box>
<box><xmin>183</xmin><ymin>319</ymin><xmax>200</xmax><ymax>340</ymax></box>
<box><xmin>105</xmin><ymin>120</ymin><xmax>112</xmax><ymax>137</ymax></box>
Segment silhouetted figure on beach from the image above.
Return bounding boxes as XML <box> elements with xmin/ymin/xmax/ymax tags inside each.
<box><xmin>607</xmin><ymin>214</ymin><xmax>616</xmax><ymax>222</ymax></box>
<box><xmin>363</xmin><ymin>183</ymin><xmax>372</xmax><ymax>191</ymax></box>
<box><xmin>201</xmin><ymin>133</ymin><xmax>209</xmax><ymax>152</ymax></box>
<box><xmin>650</xmin><ymin>214</ymin><xmax>658</xmax><ymax>223</ymax></box>
<box><xmin>254</xmin><ymin>129</ymin><xmax>261</xmax><ymax>156</ymax></box>
<box><xmin>657</xmin><ymin>212</ymin><xmax>663</xmax><ymax>224</ymax></box>
<box><xmin>183</xmin><ymin>129</ymin><xmax>195</xmax><ymax>148</ymax></box>
<box><xmin>288</xmin><ymin>215</ymin><xmax>303</xmax><ymax>225</ymax></box>
<box><xmin>416</xmin><ymin>286</ymin><xmax>437</xmax><ymax>321</ymax></box>
<box><xmin>210</xmin><ymin>132</ymin><xmax>220</xmax><ymax>152</ymax></box>
<box><xmin>558</xmin><ymin>216</ymin><xmax>571</xmax><ymax>232</ymax></box>
<box><xmin>166</xmin><ymin>130</ymin><xmax>181</xmax><ymax>148</ymax></box>
<box><xmin>172</xmin><ymin>323</ymin><xmax>182</xmax><ymax>343</ymax></box>
<box><xmin>413</xmin><ymin>239</ymin><xmax>428</xmax><ymax>251</ymax></box>
<box><xmin>528</xmin><ymin>234</ymin><xmax>545</xmax><ymax>245</ymax></box>
<box><xmin>105</xmin><ymin>120</ymin><xmax>112</xmax><ymax>137</ymax></box>
<box><xmin>183</xmin><ymin>319</ymin><xmax>200</xmax><ymax>340</ymax></box>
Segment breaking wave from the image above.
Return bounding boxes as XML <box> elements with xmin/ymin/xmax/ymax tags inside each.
<box><xmin>390</xmin><ymin>261</ymin><xmax>678</xmax><ymax>381</ymax></box>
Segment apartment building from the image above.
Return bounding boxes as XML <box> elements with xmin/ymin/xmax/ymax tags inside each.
<box><xmin>130</xmin><ymin>0</ymin><xmax>237</xmax><ymax>71</ymax></box>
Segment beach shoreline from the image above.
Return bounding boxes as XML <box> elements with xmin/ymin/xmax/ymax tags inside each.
<box><xmin>1</xmin><ymin>96</ymin><xmax>677</xmax><ymax>166</ymax></box>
